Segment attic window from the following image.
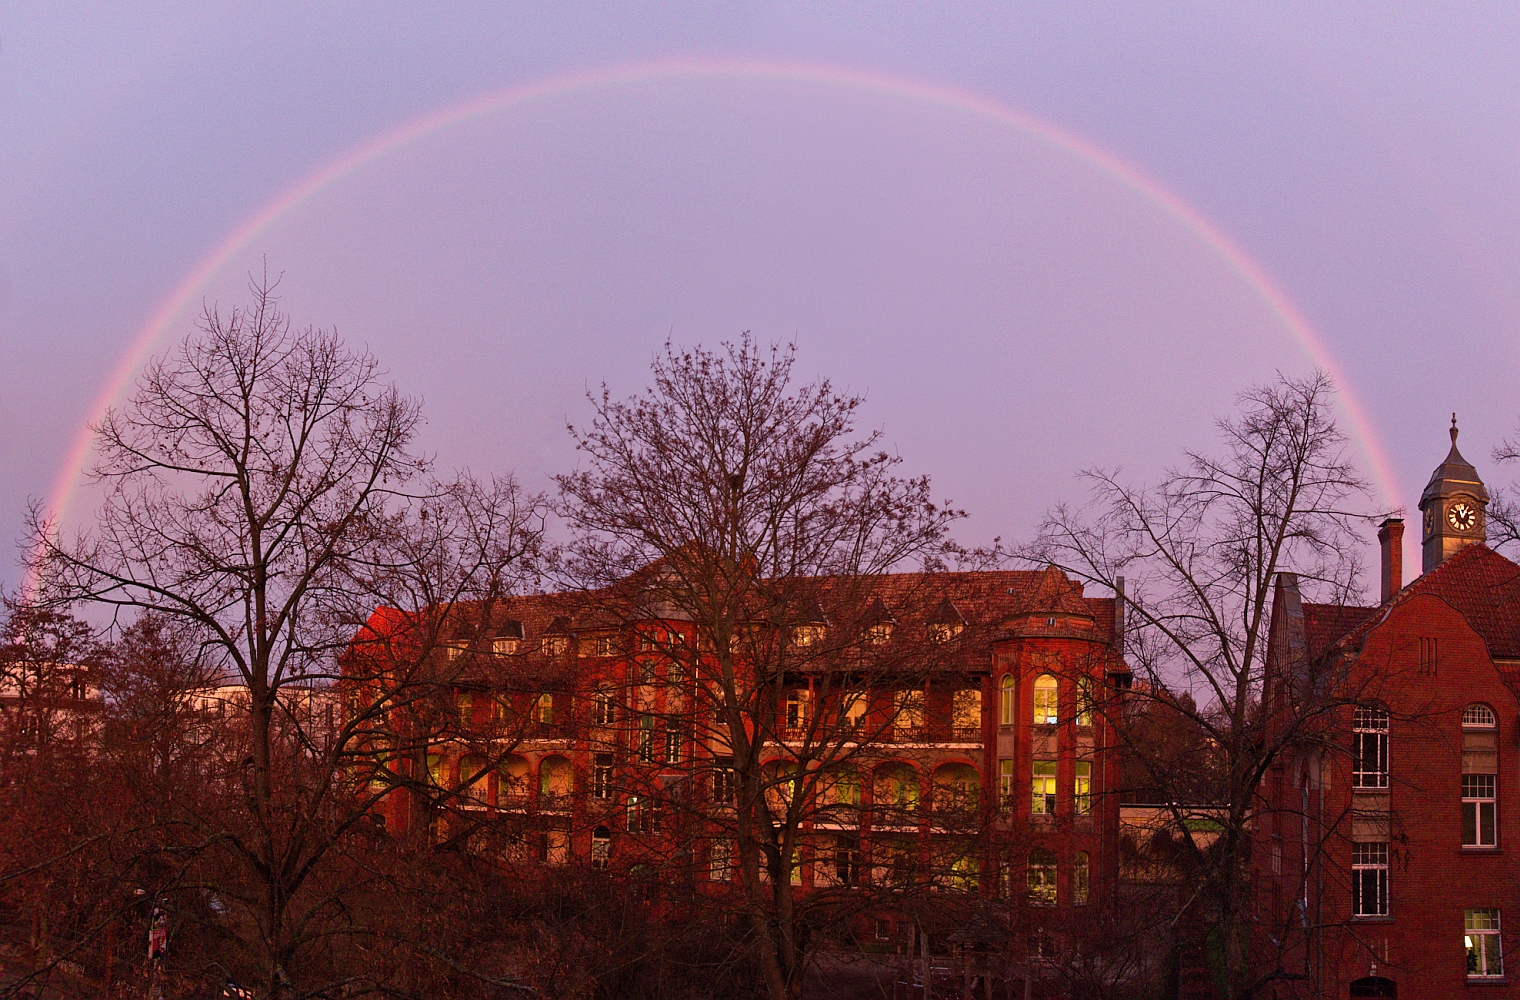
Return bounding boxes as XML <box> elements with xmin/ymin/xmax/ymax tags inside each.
<box><xmin>493</xmin><ymin>637</ymin><xmax>519</xmax><ymax>655</ymax></box>
<box><xmin>1045</xmin><ymin>617</ymin><xmax>1057</xmax><ymax>627</ymax></box>
<box><xmin>541</xmin><ymin>636</ymin><xmax>568</xmax><ymax>657</ymax></box>
<box><xmin>867</xmin><ymin>622</ymin><xmax>894</xmax><ymax>646</ymax></box>
<box><xmin>794</xmin><ymin>625</ymin><xmax>826</xmax><ymax>648</ymax></box>
<box><xmin>446</xmin><ymin>642</ymin><xmax>469</xmax><ymax>661</ymax></box>
<box><xmin>928</xmin><ymin>622</ymin><xmax>963</xmax><ymax>643</ymax></box>
<box><xmin>582</xmin><ymin>635</ymin><xmax>618</xmax><ymax>657</ymax></box>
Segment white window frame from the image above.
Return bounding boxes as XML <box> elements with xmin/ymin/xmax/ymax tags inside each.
<box><xmin>1464</xmin><ymin>774</ymin><xmax>1498</xmax><ymax>848</ymax></box>
<box><xmin>1466</xmin><ymin>909</ymin><xmax>1503</xmax><ymax>978</ymax></box>
<box><xmin>1351</xmin><ymin>842</ymin><xmax>1389</xmax><ymax>917</ymax></box>
<box><xmin>1352</xmin><ymin>706</ymin><xmax>1389</xmax><ymax>789</ymax></box>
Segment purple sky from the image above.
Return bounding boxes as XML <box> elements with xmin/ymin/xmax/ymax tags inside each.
<box><xmin>3</xmin><ymin>5</ymin><xmax>1519</xmax><ymax>597</ymax></box>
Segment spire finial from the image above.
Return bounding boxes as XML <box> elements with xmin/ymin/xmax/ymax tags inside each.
<box><xmin>1451</xmin><ymin>412</ymin><xmax>1459</xmax><ymax>446</ymax></box>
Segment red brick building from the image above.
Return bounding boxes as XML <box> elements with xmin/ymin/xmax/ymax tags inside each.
<box><xmin>361</xmin><ymin>564</ymin><xmax>1131</xmax><ymax>940</ymax></box>
<box><xmin>1259</xmin><ymin>423</ymin><xmax>1520</xmax><ymax>998</ymax></box>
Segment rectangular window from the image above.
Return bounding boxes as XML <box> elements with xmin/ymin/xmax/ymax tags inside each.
<box><xmin>637</xmin><ymin>715</ymin><xmax>655</xmax><ymax>763</ymax></box>
<box><xmin>664</xmin><ymin>723</ymin><xmax>683</xmax><ymax>764</ymax></box>
<box><xmin>1031</xmin><ymin>761</ymin><xmax>1057</xmax><ymax>815</ymax></box>
<box><xmin>711</xmin><ymin>757</ymin><xmax>736</xmax><ymax>804</ymax></box>
<box><xmin>952</xmin><ymin>688</ymin><xmax>981</xmax><ymax>736</ymax></box>
<box><xmin>786</xmin><ymin>689</ymin><xmax>811</xmax><ymax>731</ymax></box>
<box><xmin>843</xmin><ymin>690</ymin><xmax>867</xmax><ymax>731</ymax></box>
<box><xmin>1464</xmin><ymin>774</ymin><xmax>1498</xmax><ymax>847</ymax></box>
<box><xmin>1466</xmin><ymin>909</ymin><xmax>1503</xmax><ymax>978</ymax></box>
<box><xmin>627</xmin><ymin>794</ymin><xmax>659</xmax><ymax>835</ymax></box>
<box><xmin>592</xmin><ymin>753</ymin><xmax>614</xmax><ymax>799</ymax></box>
<box><xmin>1352</xmin><ymin>707</ymin><xmax>1389</xmax><ymax>789</ymax></box>
<box><xmin>709</xmin><ymin>839</ymin><xmax>734</xmax><ymax>880</ymax></box>
<box><xmin>999</xmin><ymin>759</ymin><xmax>1015</xmax><ymax>812</ymax></box>
<box><xmin>1419</xmin><ymin>637</ymin><xmax>1439</xmax><ymax>676</ymax></box>
<box><xmin>1076</xmin><ymin>677</ymin><xmax>1093</xmax><ymax>727</ymax></box>
<box><xmin>894</xmin><ymin>689</ymin><xmax>925</xmax><ymax>736</ymax></box>
<box><xmin>1352</xmin><ymin>843</ymin><xmax>1389</xmax><ymax>917</ymax></box>
<box><xmin>834</xmin><ymin>837</ymin><xmax>861</xmax><ymax>885</ymax></box>
<box><xmin>1074</xmin><ymin>761</ymin><xmax>1092</xmax><ymax>816</ymax></box>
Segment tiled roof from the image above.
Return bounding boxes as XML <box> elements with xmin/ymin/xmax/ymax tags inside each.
<box><xmin>1321</xmin><ymin>543</ymin><xmax>1520</xmax><ymax>660</ymax></box>
<box><xmin>1301</xmin><ymin>603</ymin><xmax>1379</xmax><ymax>661</ymax></box>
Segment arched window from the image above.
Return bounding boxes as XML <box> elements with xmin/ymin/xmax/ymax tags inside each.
<box><xmin>457</xmin><ymin>693</ymin><xmax>474</xmax><ymax>727</ymax></box>
<box><xmin>426</xmin><ymin>753</ymin><xmax>447</xmax><ymax>788</ymax></box>
<box><xmin>1352</xmin><ymin>705</ymin><xmax>1390</xmax><ymax>789</ymax></box>
<box><xmin>535</xmin><ymin>693</ymin><xmax>554</xmax><ymax>725</ymax></box>
<box><xmin>593</xmin><ymin>685</ymin><xmax>617</xmax><ymax>726</ymax></box>
<box><xmin>498</xmin><ymin>755</ymin><xmax>530</xmax><ymax>806</ymax></box>
<box><xmin>1073</xmin><ymin>851</ymin><xmax>1090</xmax><ymax>905</ymax></box>
<box><xmin>1464</xmin><ymin>703</ymin><xmax>1498</xmax><ymax>728</ymax></box>
<box><xmin>827</xmin><ymin>769</ymin><xmax>862</xmax><ymax>807</ymax></box>
<box><xmin>950</xmin><ymin>855</ymin><xmax>979</xmax><ymax>893</ymax></box>
<box><xmin>999</xmin><ymin>675</ymin><xmax>1017</xmax><ymax>725</ymax></box>
<box><xmin>1033</xmin><ymin>675</ymin><xmax>1059</xmax><ymax>726</ymax></box>
<box><xmin>1027</xmin><ymin>848</ymin><xmax>1057</xmax><ymax>906</ymax></box>
<box><xmin>875</xmin><ymin>764</ymin><xmax>921</xmax><ymax>813</ymax></box>
<box><xmin>591</xmin><ymin>826</ymin><xmax>612</xmax><ymax>868</ymax></box>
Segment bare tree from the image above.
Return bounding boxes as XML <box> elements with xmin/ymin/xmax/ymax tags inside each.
<box><xmin>1489</xmin><ymin>426</ymin><xmax>1520</xmax><ymax>555</ymax></box>
<box><xmin>25</xmin><ymin>275</ymin><xmax>545</xmax><ymax>998</ymax></box>
<box><xmin>1027</xmin><ymin>370</ymin><xmax>1384</xmax><ymax>999</ymax></box>
<box><xmin>554</xmin><ymin>337</ymin><xmax>980</xmax><ymax>1000</ymax></box>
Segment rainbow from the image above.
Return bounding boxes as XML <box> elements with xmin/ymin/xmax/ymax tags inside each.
<box><xmin>39</xmin><ymin>56</ymin><xmax>1400</xmax><ymax>557</ymax></box>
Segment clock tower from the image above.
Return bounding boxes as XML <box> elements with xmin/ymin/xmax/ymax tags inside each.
<box><xmin>1418</xmin><ymin>414</ymin><xmax>1489</xmax><ymax>574</ymax></box>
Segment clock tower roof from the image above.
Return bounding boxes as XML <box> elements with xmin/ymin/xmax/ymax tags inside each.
<box><xmin>1420</xmin><ymin>414</ymin><xmax>1489</xmax><ymax>508</ymax></box>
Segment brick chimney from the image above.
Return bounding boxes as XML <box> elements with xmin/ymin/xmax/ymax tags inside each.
<box><xmin>1378</xmin><ymin>518</ymin><xmax>1404</xmax><ymax>603</ymax></box>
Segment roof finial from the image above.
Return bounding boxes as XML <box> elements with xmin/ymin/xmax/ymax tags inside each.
<box><xmin>1451</xmin><ymin>412</ymin><xmax>1459</xmax><ymax>446</ymax></box>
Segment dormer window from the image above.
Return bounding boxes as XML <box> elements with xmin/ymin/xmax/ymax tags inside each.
<box><xmin>794</xmin><ymin>625</ymin><xmax>826</xmax><ymax>648</ymax></box>
<box><xmin>928</xmin><ymin>622</ymin><xmax>963</xmax><ymax>643</ymax></box>
<box><xmin>493</xmin><ymin>637</ymin><xmax>519</xmax><ymax>655</ymax></box>
<box><xmin>867</xmin><ymin>622</ymin><xmax>894</xmax><ymax>646</ymax></box>
<box><xmin>541</xmin><ymin>636</ymin><xmax>568</xmax><ymax>657</ymax></box>
<box><xmin>445</xmin><ymin>642</ymin><xmax>468</xmax><ymax>661</ymax></box>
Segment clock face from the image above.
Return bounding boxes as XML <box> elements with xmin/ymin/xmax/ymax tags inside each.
<box><xmin>1448</xmin><ymin>501</ymin><xmax>1478</xmax><ymax>532</ymax></box>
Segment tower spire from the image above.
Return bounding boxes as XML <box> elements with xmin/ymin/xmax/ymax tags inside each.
<box><xmin>1419</xmin><ymin>415</ymin><xmax>1488</xmax><ymax>574</ymax></box>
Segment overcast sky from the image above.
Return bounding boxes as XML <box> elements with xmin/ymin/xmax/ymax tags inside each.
<box><xmin>2</xmin><ymin>4</ymin><xmax>1519</xmax><ymax>597</ymax></box>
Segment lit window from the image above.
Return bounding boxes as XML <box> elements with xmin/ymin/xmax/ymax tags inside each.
<box><xmin>1352</xmin><ymin>706</ymin><xmax>1389</xmax><ymax>789</ymax></box>
<box><xmin>534</xmin><ymin>693</ymin><xmax>554</xmax><ymax>725</ymax></box>
<box><xmin>582</xmin><ymin>634</ymin><xmax>617</xmax><ymax>657</ymax></box>
<box><xmin>950</xmin><ymin>855</ymin><xmax>979</xmax><ymax>892</ymax></box>
<box><xmin>1073</xmin><ymin>851</ymin><xmax>1090</xmax><ymax>905</ymax></box>
<box><xmin>843</xmin><ymin>689</ymin><xmax>867</xmax><ymax>730</ymax></box>
<box><xmin>1464</xmin><ymin>704</ymin><xmax>1498</xmax><ymax>728</ymax></box>
<box><xmin>1352</xmin><ymin>843</ymin><xmax>1389</xmax><ymax>917</ymax></box>
<box><xmin>952</xmin><ymin>688</ymin><xmax>981</xmax><ymax>735</ymax></box>
<box><xmin>492</xmin><ymin>637</ymin><xmax>519</xmax><ymax>655</ymax></box>
<box><xmin>1033</xmin><ymin>675</ymin><xmax>1059</xmax><ymax>726</ymax></box>
<box><xmin>1466</xmin><ymin>909</ymin><xmax>1503</xmax><ymax>978</ymax></box>
<box><xmin>541</xmin><ymin>636</ymin><xmax>568</xmax><ymax>656</ymax></box>
<box><xmin>999</xmin><ymin>760</ymin><xmax>1015</xmax><ymax>812</ymax></box>
<box><xmin>446</xmin><ymin>642</ymin><xmax>467</xmax><ymax>661</ymax></box>
<box><xmin>1027</xmin><ymin>848</ymin><xmax>1057</xmax><ymax>906</ymax></box>
<box><xmin>457</xmin><ymin>693</ymin><xmax>473</xmax><ymax>726</ymax></box>
<box><xmin>867</xmin><ymin>622</ymin><xmax>893</xmax><ymax>646</ymax></box>
<box><xmin>591</xmin><ymin>826</ymin><xmax>611</xmax><ymax>868</ymax></box>
<box><xmin>1464</xmin><ymin>775</ymin><xmax>1498</xmax><ymax>848</ymax></box>
<box><xmin>1031</xmin><ymin>761</ymin><xmax>1056</xmax><ymax>815</ymax></box>
<box><xmin>592</xmin><ymin>754</ymin><xmax>614</xmax><ymax>799</ymax></box>
<box><xmin>928</xmin><ymin>621</ymin><xmax>963</xmax><ymax>643</ymax></box>
<box><xmin>1074</xmin><ymin>761</ymin><xmax>1092</xmax><ymax>816</ymax></box>
<box><xmin>1076</xmin><ymin>676</ymin><xmax>1093</xmax><ymax>727</ymax></box>
<box><xmin>894</xmin><ymin>689</ymin><xmax>925</xmax><ymax>736</ymax></box>
<box><xmin>794</xmin><ymin>624</ymin><xmax>826</xmax><ymax>648</ymax></box>
<box><xmin>427</xmin><ymin>753</ymin><xmax>447</xmax><ymax>788</ymax></box>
